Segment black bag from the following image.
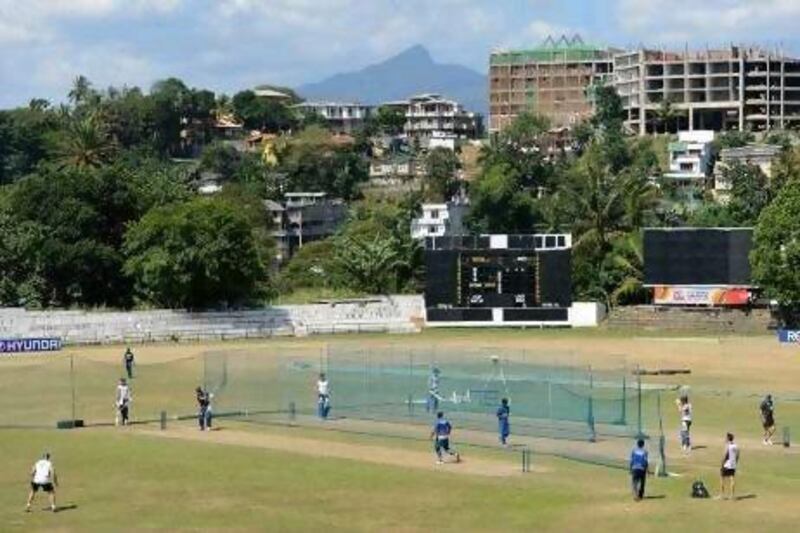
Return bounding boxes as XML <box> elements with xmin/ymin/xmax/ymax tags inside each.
<box><xmin>691</xmin><ymin>480</ymin><xmax>710</xmax><ymax>498</ymax></box>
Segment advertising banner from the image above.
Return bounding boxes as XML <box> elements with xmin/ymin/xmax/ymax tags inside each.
<box><xmin>0</xmin><ymin>338</ymin><xmax>63</xmax><ymax>354</ymax></box>
<box><xmin>778</xmin><ymin>330</ymin><xmax>800</xmax><ymax>344</ymax></box>
<box><xmin>653</xmin><ymin>286</ymin><xmax>750</xmax><ymax>306</ymax></box>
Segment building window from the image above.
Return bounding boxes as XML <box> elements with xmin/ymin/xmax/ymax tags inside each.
<box><xmin>430</xmin><ymin>210</ymin><xmax>439</xmax><ymax>219</ymax></box>
<box><xmin>680</xmin><ymin>163</ymin><xmax>694</xmax><ymax>172</ymax></box>
<box><xmin>428</xmin><ymin>226</ymin><xmax>436</xmax><ymax>234</ymax></box>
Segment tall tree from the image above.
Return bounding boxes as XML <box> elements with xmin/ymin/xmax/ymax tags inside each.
<box><xmin>123</xmin><ymin>196</ymin><xmax>269</xmax><ymax>309</ymax></box>
<box><xmin>724</xmin><ymin>162</ymin><xmax>771</xmax><ymax>225</ymax></box>
<box><xmin>374</xmin><ymin>105</ymin><xmax>406</xmax><ymax>135</ymax></box>
<box><xmin>751</xmin><ymin>178</ymin><xmax>800</xmax><ymax>325</ymax></box>
<box><xmin>467</xmin><ymin>163</ymin><xmax>537</xmax><ymax>233</ymax></box>
<box><xmin>232</xmin><ymin>90</ymin><xmax>297</xmax><ymax>132</ymax></box>
<box><xmin>423</xmin><ymin>147</ymin><xmax>460</xmax><ymax>202</ymax></box>
<box><xmin>654</xmin><ymin>99</ymin><xmax>683</xmax><ymax>134</ymax></box>
<box><xmin>55</xmin><ymin>113</ymin><xmax>116</xmax><ymax>169</ymax></box>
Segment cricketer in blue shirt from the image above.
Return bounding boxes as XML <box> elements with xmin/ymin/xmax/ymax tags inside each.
<box><xmin>629</xmin><ymin>439</ymin><xmax>649</xmax><ymax>500</ymax></box>
<box><xmin>430</xmin><ymin>412</ymin><xmax>459</xmax><ymax>463</ymax></box>
<box><xmin>496</xmin><ymin>398</ymin><xmax>510</xmax><ymax>445</ymax></box>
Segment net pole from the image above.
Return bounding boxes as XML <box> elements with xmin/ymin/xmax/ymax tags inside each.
<box><xmin>657</xmin><ymin>392</ymin><xmax>668</xmax><ymax>477</ymax></box>
<box><xmin>408</xmin><ymin>348</ymin><xmax>414</xmax><ymax>417</ymax></box>
<box><xmin>637</xmin><ymin>364</ymin><xmax>643</xmax><ymax>438</ymax></box>
<box><xmin>621</xmin><ymin>374</ymin><xmax>627</xmax><ymax>425</ymax></box>
<box><xmin>70</xmin><ymin>355</ymin><xmax>76</xmax><ymax>422</ymax></box>
<box><xmin>588</xmin><ymin>366</ymin><xmax>596</xmax><ymax>443</ymax></box>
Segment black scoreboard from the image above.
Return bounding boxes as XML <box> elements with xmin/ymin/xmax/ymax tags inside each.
<box><xmin>643</xmin><ymin>228</ymin><xmax>753</xmax><ymax>286</ymax></box>
<box><xmin>424</xmin><ymin>236</ymin><xmax>572</xmax><ymax>323</ymax></box>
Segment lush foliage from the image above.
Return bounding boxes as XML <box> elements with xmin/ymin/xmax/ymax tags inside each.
<box><xmin>751</xmin><ymin>178</ymin><xmax>800</xmax><ymax>323</ymax></box>
<box><xmin>123</xmin><ymin>197</ymin><xmax>268</xmax><ymax>308</ymax></box>
<box><xmin>278</xmin><ymin>195</ymin><xmax>422</xmax><ymax>296</ymax></box>
<box><xmin>276</xmin><ymin>126</ymin><xmax>369</xmax><ymax>201</ymax></box>
<box><xmin>232</xmin><ymin>90</ymin><xmax>298</xmax><ymax>132</ymax></box>
<box><xmin>423</xmin><ymin>147</ymin><xmax>460</xmax><ymax>202</ymax></box>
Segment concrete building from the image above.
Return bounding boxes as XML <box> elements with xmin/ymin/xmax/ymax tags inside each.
<box><xmin>614</xmin><ymin>46</ymin><xmax>800</xmax><ymax>135</ymax></box>
<box><xmin>714</xmin><ymin>144</ymin><xmax>783</xmax><ymax>201</ymax></box>
<box><xmin>292</xmin><ymin>102</ymin><xmax>372</xmax><ymax>134</ymax></box>
<box><xmin>369</xmin><ymin>155</ymin><xmax>419</xmax><ymax>181</ymax></box>
<box><xmin>385</xmin><ymin>94</ymin><xmax>482</xmax><ymax>140</ymax></box>
<box><xmin>663</xmin><ymin>130</ymin><xmax>715</xmax><ymax>188</ymax></box>
<box><xmin>489</xmin><ymin>35</ymin><xmax>616</xmax><ymax>132</ymax></box>
<box><xmin>266</xmin><ymin>192</ymin><xmax>347</xmax><ymax>262</ymax></box>
<box><xmin>410</xmin><ymin>202</ymin><xmax>468</xmax><ymax>240</ymax></box>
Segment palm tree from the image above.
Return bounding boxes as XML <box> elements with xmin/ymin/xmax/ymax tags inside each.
<box><xmin>654</xmin><ymin>99</ymin><xmax>684</xmax><ymax>134</ymax></box>
<box><xmin>607</xmin><ymin>232</ymin><xmax>648</xmax><ymax>306</ymax></box>
<box><xmin>68</xmin><ymin>75</ymin><xmax>95</xmax><ymax>107</ymax></box>
<box><xmin>334</xmin><ymin>235</ymin><xmax>404</xmax><ymax>294</ymax></box>
<box><xmin>562</xmin><ymin>148</ymin><xmax>626</xmax><ymax>252</ymax></box>
<box><xmin>56</xmin><ymin>113</ymin><xmax>116</xmax><ymax>169</ymax></box>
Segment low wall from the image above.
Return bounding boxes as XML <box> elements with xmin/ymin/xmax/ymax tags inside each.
<box><xmin>0</xmin><ymin>296</ymin><xmax>425</xmax><ymax>346</ymax></box>
<box><xmin>605</xmin><ymin>305</ymin><xmax>773</xmax><ymax>333</ymax></box>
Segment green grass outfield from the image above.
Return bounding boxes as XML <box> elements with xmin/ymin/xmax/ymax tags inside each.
<box><xmin>1</xmin><ymin>329</ymin><xmax>799</xmax><ymax>531</ymax></box>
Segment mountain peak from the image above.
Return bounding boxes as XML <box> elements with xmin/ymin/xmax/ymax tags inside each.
<box><xmin>389</xmin><ymin>44</ymin><xmax>433</xmax><ymax>65</ymax></box>
<box><xmin>297</xmin><ymin>45</ymin><xmax>487</xmax><ymax>116</ymax></box>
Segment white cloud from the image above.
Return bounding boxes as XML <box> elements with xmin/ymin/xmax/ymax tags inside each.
<box><xmin>0</xmin><ymin>0</ymin><xmax>183</xmax><ymax>44</ymax></box>
<box><xmin>525</xmin><ymin>21</ymin><xmax>576</xmax><ymax>43</ymax></box>
<box><xmin>616</xmin><ymin>0</ymin><xmax>800</xmax><ymax>45</ymax></box>
<box><xmin>33</xmin><ymin>44</ymin><xmax>155</xmax><ymax>91</ymax></box>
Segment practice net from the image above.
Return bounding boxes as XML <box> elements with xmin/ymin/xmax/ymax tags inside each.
<box><xmin>205</xmin><ymin>344</ymin><xmax>664</xmax><ymax>442</ymax></box>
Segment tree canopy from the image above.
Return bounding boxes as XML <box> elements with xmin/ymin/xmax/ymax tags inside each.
<box><xmin>123</xmin><ymin>196</ymin><xmax>268</xmax><ymax>308</ymax></box>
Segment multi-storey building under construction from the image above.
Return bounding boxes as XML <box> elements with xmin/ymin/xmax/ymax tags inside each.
<box><xmin>489</xmin><ymin>36</ymin><xmax>616</xmax><ymax>132</ymax></box>
<box><xmin>490</xmin><ymin>37</ymin><xmax>800</xmax><ymax>136</ymax></box>
<box><xmin>615</xmin><ymin>46</ymin><xmax>800</xmax><ymax>135</ymax></box>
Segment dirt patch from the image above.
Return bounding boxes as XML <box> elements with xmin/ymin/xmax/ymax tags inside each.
<box><xmin>133</xmin><ymin>423</ymin><xmax>529</xmax><ymax>478</ymax></box>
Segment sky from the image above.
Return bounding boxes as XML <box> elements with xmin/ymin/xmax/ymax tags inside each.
<box><xmin>1</xmin><ymin>0</ymin><xmax>800</xmax><ymax>108</ymax></box>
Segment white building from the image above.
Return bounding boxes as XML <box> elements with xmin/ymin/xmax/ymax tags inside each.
<box><xmin>292</xmin><ymin>102</ymin><xmax>372</xmax><ymax>134</ymax></box>
<box><xmin>663</xmin><ymin>130</ymin><xmax>715</xmax><ymax>187</ymax></box>
<box><xmin>385</xmin><ymin>94</ymin><xmax>482</xmax><ymax>140</ymax></box>
<box><xmin>369</xmin><ymin>155</ymin><xmax>418</xmax><ymax>181</ymax></box>
<box><xmin>427</xmin><ymin>131</ymin><xmax>458</xmax><ymax>151</ymax></box>
<box><xmin>411</xmin><ymin>202</ymin><xmax>468</xmax><ymax>240</ymax></box>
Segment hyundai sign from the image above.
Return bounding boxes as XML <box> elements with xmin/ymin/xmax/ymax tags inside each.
<box><xmin>0</xmin><ymin>338</ymin><xmax>62</xmax><ymax>354</ymax></box>
<box><xmin>777</xmin><ymin>330</ymin><xmax>800</xmax><ymax>344</ymax></box>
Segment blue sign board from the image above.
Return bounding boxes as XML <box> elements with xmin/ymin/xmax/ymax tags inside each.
<box><xmin>777</xmin><ymin>330</ymin><xmax>800</xmax><ymax>344</ymax></box>
<box><xmin>0</xmin><ymin>338</ymin><xmax>62</xmax><ymax>354</ymax></box>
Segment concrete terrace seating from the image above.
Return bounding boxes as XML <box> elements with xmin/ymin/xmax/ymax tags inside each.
<box><xmin>0</xmin><ymin>296</ymin><xmax>425</xmax><ymax>345</ymax></box>
<box><xmin>605</xmin><ymin>305</ymin><xmax>772</xmax><ymax>333</ymax></box>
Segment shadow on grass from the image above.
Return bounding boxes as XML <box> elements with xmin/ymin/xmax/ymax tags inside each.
<box><xmin>691</xmin><ymin>445</ymin><xmax>708</xmax><ymax>451</ymax></box>
<box><xmin>643</xmin><ymin>495</ymin><xmax>666</xmax><ymax>500</ymax></box>
<box><xmin>54</xmin><ymin>503</ymin><xmax>78</xmax><ymax>513</ymax></box>
<box><xmin>735</xmin><ymin>494</ymin><xmax>757</xmax><ymax>501</ymax></box>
